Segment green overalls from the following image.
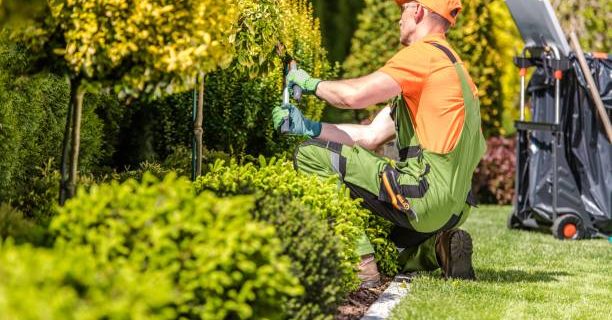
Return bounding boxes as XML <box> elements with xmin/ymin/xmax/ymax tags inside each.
<box><xmin>294</xmin><ymin>43</ymin><xmax>486</xmax><ymax>272</ymax></box>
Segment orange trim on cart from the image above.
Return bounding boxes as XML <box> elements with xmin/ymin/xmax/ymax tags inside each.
<box><xmin>592</xmin><ymin>52</ymin><xmax>609</xmax><ymax>59</ymax></box>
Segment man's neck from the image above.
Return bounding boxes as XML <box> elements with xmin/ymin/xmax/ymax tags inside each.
<box><xmin>410</xmin><ymin>24</ymin><xmax>446</xmax><ymax>44</ymax></box>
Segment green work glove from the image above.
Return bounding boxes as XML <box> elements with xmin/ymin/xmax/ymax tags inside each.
<box><xmin>272</xmin><ymin>103</ymin><xmax>322</xmax><ymax>137</ymax></box>
<box><xmin>286</xmin><ymin>68</ymin><xmax>321</xmax><ymax>95</ymax></box>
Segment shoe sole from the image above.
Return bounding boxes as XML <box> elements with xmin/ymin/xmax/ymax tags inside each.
<box><xmin>448</xmin><ymin>230</ymin><xmax>476</xmax><ymax>280</ymax></box>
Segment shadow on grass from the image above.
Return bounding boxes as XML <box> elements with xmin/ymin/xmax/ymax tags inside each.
<box><xmin>475</xmin><ymin>268</ymin><xmax>571</xmax><ymax>283</ymax></box>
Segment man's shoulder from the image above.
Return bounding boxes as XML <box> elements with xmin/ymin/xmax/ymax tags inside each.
<box><xmin>387</xmin><ymin>42</ymin><xmax>432</xmax><ymax>65</ymax></box>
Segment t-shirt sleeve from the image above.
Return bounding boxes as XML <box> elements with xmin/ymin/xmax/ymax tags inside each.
<box><xmin>378</xmin><ymin>45</ymin><xmax>429</xmax><ymax>98</ymax></box>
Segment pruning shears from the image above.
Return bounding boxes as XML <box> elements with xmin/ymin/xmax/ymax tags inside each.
<box><xmin>276</xmin><ymin>43</ymin><xmax>303</xmax><ymax>133</ymax></box>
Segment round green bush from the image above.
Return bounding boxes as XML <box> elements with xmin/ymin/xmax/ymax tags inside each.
<box><xmin>51</xmin><ymin>173</ymin><xmax>302</xmax><ymax>319</ymax></box>
<box><xmin>248</xmin><ymin>194</ymin><xmax>345</xmax><ymax>319</ymax></box>
<box><xmin>0</xmin><ymin>241</ymin><xmax>175</xmax><ymax>320</ymax></box>
<box><xmin>194</xmin><ymin>157</ymin><xmax>400</xmax><ymax>284</ymax></box>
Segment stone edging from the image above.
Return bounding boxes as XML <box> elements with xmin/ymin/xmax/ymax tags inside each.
<box><xmin>361</xmin><ymin>274</ymin><xmax>411</xmax><ymax>320</ymax></box>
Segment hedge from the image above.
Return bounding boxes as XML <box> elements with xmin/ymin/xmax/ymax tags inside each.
<box><xmin>194</xmin><ymin>157</ymin><xmax>400</xmax><ymax>282</ymax></box>
<box><xmin>0</xmin><ymin>34</ymin><xmax>123</xmax><ymax>214</ymax></box>
<box><xmin>255</xmin><ymin>195</ymin><xmax>346</xmax><ymax>320</ymax></box>
<box><xmin>51</xmin><ymin>173</ymin><xmax>301</xmax><ymax>319</ymax></box>
<box><xmin>0</xmin><ymin>241</ymin><xmax>175</xmax><ymax>320</ymax></box>
<box><xmin>0</xmin><ymin>204</ymin><xmax>47</xmax><ymax>245</ymax></box>
<box><xmin>114</xmin><ymin>0</ymin><xmax>333</xmax><ymax>166</ymax></box>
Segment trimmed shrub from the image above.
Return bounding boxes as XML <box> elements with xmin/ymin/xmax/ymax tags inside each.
<box><xmin>255</xmin><ymin>195</ymin><xmax>345</xmax><ymax>319</ymax></box>
<box><xmin>114</xmin><ymin>0</ymin><xmax>333</xmax><ymax>163</ymax></box>
<box><xmin>473</xmin><ymin>136</ymin><xmax>516</xmax><ymax>204</ymax></box>
<box><xmin>0</xmin><ymin>241</ymin><xmax>175</xmax><ymax>320</ymax></box>
<box><xmin>194</xmin><ymin>157</ymin><xmax>399</xmax><ymax>282</ymax></box>
<box><xmin>51</xmin><ymin>173</ymin><xmax>302</xmax><ymax>319</ymax></box>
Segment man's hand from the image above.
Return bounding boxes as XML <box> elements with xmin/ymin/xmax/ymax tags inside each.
<box><xmin>287</xmin><ymin>68</ymin><xmax>321</xmax><ymax>95</ymax></box>
<box><xmin>272</xmin><ymin>103</ymin><xmax>322</xmax><ymax>137</ymax></box>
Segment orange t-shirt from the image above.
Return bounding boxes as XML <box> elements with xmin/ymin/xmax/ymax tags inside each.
<box><xmin>379</xmin><ymin>33</ymin><xmax>478</xmax><ymax>154</ymax></box>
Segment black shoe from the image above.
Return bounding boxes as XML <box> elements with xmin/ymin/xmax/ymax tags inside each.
<box><xmin>435</xmin><ymin>229</ymin><xmax>476</xmax><ymax>280</ymax></box>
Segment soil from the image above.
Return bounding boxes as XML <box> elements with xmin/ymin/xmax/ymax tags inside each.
<box><xmin>334</xmin><ymin>276</ymin><xmax>393</xmax><ymax>320</ymax></box>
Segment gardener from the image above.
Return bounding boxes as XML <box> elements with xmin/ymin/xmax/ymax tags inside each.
<box><xmin>273</xmin><ymin>0</ymin><xmax>485</xmax><ymax>286</ymax></box>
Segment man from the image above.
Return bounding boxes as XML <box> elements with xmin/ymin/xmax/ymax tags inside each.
<box><xmin>273</xmin><ymin>0</ymin><xmax>486</xmax><ymax>286</ymax></box>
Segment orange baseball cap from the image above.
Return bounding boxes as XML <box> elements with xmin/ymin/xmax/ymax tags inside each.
<box><xmin>395</xmin><ymin>0</ymin><xmax>462</xmax><ymax>26</ymax></box>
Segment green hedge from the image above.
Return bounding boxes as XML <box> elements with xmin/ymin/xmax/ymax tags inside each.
<box><xmin>0</xmin><ymin>34</ymin><xmax>123</xmax><ymax>214</ymax></box>
<box><xmin>194</xmin><ymin>157</ymin><xmax>399</xmax><ymax>281</ymax></box>
<box><xmin>0</xmin><ymin>204</ymin><xmax>47</xmax><ymax>245</ymax></box>
<box><xmin>0</xmin><ymin>241</ymin><xmax>175</xmax><ymax>319</ymax></box>
<box><xmin>51</xmin><ymin>173</ymin><xmax>301</xmax><ymax>319</ymax></box>
<box><xmin>255</xmin><ymin>195</ymin><xmax>345</xmax><ymax>319</ymax></box>
<box><xmin>114</xmin><ymin>0</ymin><xmax>333</xmax><ymax>164</ymax></box>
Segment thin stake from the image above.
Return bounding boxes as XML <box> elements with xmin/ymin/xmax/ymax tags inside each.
<box><xmin>569</xmin><ymin>31</ymin><xmax>612</xmax><ymax>143</ymax></box>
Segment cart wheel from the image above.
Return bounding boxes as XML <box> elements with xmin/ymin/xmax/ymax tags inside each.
<box><xmin>507</xmin><ymin>211</ymin><xmax>523</xmax><ymax>230</ymax></box>
<box><xmin>551</xmin><ymin>214</ymin><xmax>585</xmax><ymax>240</ymax></box>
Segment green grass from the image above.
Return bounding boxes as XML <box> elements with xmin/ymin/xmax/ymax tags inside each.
<box><xmin>390</xmin><ymin>206</ymin><xmax>612</xmax><ymax>320</ymax></box>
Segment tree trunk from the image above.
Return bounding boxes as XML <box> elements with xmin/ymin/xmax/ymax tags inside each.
<box><xmin>193</xmin><ymin>72</ymin><xmax>206</xmax><ymax>179</ymax></box>
<box><xmin>59</xmin><ymin>78</ymin><xmax>76</xmax><ymax>205</ymax></box>
<box><xmin>66</xmin><ymin>83</ymin><xmax>85</xmax><ymax>201</ymax></box>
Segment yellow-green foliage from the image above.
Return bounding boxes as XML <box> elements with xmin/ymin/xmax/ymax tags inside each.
<box><xmin>342</xmin><ymin>0</ymin><xmax>399</xmax><ymax>78</ymax></box>
<box><xmin>5</xmin><ymin>0</ymin><xmax>247</xmax><ymax>98</ymax></box>
<box><xmin>343</xmin><ymin>0</ymin><xmax>522</xmax><ymax>137</ymax></box>
<box><xmin>204</xmin><ymin>0</ymin><xmax>331</xmax><ymax>155</ymax></box>
<box><xmin>52</xmin><ymin>173</ymin><xmax>301</xmax><ymax>319</ymax></box>
<box><xmin>448</xmin><ymin>0</ymin><xmax>520</xmax><ymax>137</ymax></box>
<box><xmin>135</xmin><ymin>0</ymin><xmax>333</xmax><ymax>156</ymax></box>
<box><xmin>553</xmin><ymin>0</ymin><xmax>611</xmax><ymax>52</ymax></box>
<box><xmin>194</xmin><ymin>157</ymin><xmax>400</xmax><ymax>282</ymax></box>
<box><xmin>489</xmin><ymin>1</ymin><xmax>522</xmax><ymax>135</ymax></box>
<box><xmin>0</xmin><ymin>241</ymin><xmax>176</xmax><ymax>319</ymax></box>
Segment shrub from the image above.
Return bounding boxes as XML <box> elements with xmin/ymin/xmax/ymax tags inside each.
<box><xmin>194</xmin><ymin>157</ymin><xmax>400</xmax><ymax>283</ymax></box>
<box><xmin>0</xmin><ymin>34</ymin><xmax>124</xmax><ymax>211</ymax></box>
<box><xmin>0</xmin><ymin>204</ymin><xmax>47</xmax><ymax>245</ymax></box>
<box><xmin>553</xmin><ymin>0</ymin><xmax>610</xmax><ymax>52</ymax></box>
<box><xmin>473</xmin><ymin>136</ymin><xmax>516</xmax><ymax>204</ymax></box>
<box><xmin>0</xmin><ymin>241</ymin><xmax>175</xmax><ymax>320</ymax></box>
<box><xmin>8</xmin><ymin>159</ymin><xmax>61</xmax><ymax>224</ymax></box>
<box><xmin>51</xmin><ymin>173</ymin><xmax>301</xmax><ymax>319</ymax></box>
<box><xmin>255</xmin><ymin>195</ymin><xmax>345</xmax><ymax>320</ymax></box>
<box><xmin>114</xmin><ymin>0</ymin><xmax>333</xmax><ymax>162</ymax></box>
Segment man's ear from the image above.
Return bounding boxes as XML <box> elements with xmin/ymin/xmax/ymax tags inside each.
<box><xmin>415</xmin><ymin>5</ymin><xmax>426</xmax><ymax>24</ymax></box>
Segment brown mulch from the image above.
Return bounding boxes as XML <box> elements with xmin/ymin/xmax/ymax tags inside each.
<box><xmin>334</xmin><ymin>276</ymin><xmax>393</xmax><ymax>320</ymax></box>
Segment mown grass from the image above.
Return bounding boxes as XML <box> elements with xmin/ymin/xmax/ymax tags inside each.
<box><xmin>390</xmin><ymin>206</ymin><xmax>612</xmax><ymax>320</ymax></box>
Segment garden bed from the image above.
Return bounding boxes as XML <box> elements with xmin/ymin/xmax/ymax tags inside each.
<box><xmin>335</xmin><ymin>276</ymin><xmax>393</xmax><ymax>320</ymax></box>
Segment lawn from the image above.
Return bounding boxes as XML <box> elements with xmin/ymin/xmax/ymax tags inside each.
<box><xmin>390</xmin><ymin>206</ymin><xmax>612</xmax><ymax>320</ymax></box>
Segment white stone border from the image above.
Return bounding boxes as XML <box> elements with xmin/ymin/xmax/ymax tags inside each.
<box><xmin>361</xmin><ymin>274</ymin><xmax>411</xmax><ymax>320</ymax></box>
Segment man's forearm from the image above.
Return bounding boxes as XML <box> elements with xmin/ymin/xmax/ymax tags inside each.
<box><xmin>316</xmin><ymin>106</ymin><xmax>396</xmax><ymax>150</ymax></box>
<box><xmin>317</xmin><ymin>123</ymin><xmax>371</xmax><ymax>147</ymax></box>
<box><xmin>315</xmin><ymin>79</ymin><xmax>368</xmax><ymax>110</ymax></box>
<box><xmin>314</xmin><ymin>72</ymin><xmax>402</xmax><ymax>110</ymax></box>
